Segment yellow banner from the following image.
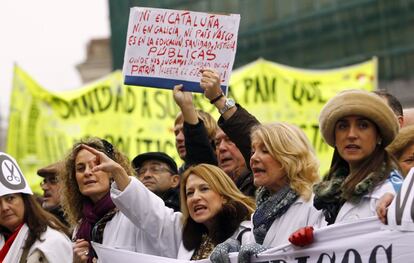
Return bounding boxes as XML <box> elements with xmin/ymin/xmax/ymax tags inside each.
<box><xmin>227</xmin><ymin>58</ymin><xmax>377</xmax><ymax>175</ymax></box>
<box><xmin>7</xmin><ymin>59</ymin><xmax>376</xmax><ymax>193</ymax></box>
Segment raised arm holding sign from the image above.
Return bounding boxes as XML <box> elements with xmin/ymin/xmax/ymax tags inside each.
<box><xmin>123</xmin><ymin>7</ymin><xmax>240</xmax><ymax>93</ymax></box>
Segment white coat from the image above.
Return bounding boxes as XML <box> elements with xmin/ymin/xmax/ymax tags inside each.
<box><xmin>73</xmin><ymin>201</ymin><xmax>177</xmax><ymax>257</ymax></box>
<box><xmin>244</xmin><ymin>195</ymin><xmax>325</xmax><ymax>248</ymax></box>
<box><xmin>335</xmin><ymin>179</ymin><xmax>399</xmax><ymax>223</ymax></box>
<box><xmin>72</xmin><ymin>210</ymin><xmax>138</xmax><ymax>253</ymax></box>
<box><xmin>111</xmin><ymin>177</ymin><xmax>251</xmax><ymax>260</ymax></box>
<box><xmin>0</xmin><ymin>224</ymin><xmax>72</xmax><ymax>263</ymax></box>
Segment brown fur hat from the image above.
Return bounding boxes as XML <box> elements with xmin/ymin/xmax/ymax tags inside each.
<box><xmin>386</xmin><ymin>125</ymin><xmax>414</xmax><ymax>159</ymax></box>
<box><xmin>319</xmin><ymin>89</ymin><xmax>399</xmax><ymax>147</ymax></box>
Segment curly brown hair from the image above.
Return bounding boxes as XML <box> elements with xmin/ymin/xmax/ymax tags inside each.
<box><xmin>60</xmin><ymin>137</ymin><xmax>136</xmax><ymax>225</ymax></box>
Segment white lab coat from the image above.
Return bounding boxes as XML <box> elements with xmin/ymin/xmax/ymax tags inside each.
<box><xmin>244</xmin><ymin>195</ymin><xmax>325</xmax><ymax>248</ymax></box>
<box><xmin>0</xmin><ymin>224</ymin><xmax>72</xmax><ymax>263</ymax></box>
<box><xmin>111</xmin><ymin>177</ymin><xmax>251</xmax><ymax>260</ymax></box>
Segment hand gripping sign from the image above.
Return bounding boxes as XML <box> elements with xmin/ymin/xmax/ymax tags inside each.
<box><xmin>0</xmin><ymin>152</ymin><xmax>33</xmax><ymax>196</ymax></box>
<box><xmin>123</xmin><ymin>7</ymin><xmax>240</xmax><ymax>94</ymax></box>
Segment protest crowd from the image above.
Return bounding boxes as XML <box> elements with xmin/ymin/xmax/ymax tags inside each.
<box><xmin>2</xmin><ymin>6</ymin><xmax>414</xmax><ymax>263</ymax></box>
<box><xmin>1</xmin><ymin>67</ymin><xmax>414</xmax><ymax>263</ymax></box>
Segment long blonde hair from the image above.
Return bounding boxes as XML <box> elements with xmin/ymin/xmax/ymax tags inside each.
<box><xmin>180</xmin><ymin>163</ymin><xmax>255</xmax><ymax>250</ymax></box>
<box><xmin>180</xmin><ymin>164</ymin><xmax>255</xmax><ymax>226</ymax></box>
<box><xmin>251</xmin><ymin>122</ymin><xmax>320</xmax><ymax>200</ymax></box>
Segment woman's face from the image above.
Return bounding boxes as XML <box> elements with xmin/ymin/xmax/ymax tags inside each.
<box><xmin>250</xmin><ymin>139</ymin><xmax>287</xmax><ymax>193</ymax></box>
<box><xmin>398</xmin><ymin>143</ymin><xmax>414</xmax><ymax>177</ymax></box>
<box><xmin>75</xmin><ymin>149</ymin><xmax>110</xmax><ymax>203</ymax></box>
<box><xmin>0</xmin><ymin>194</ymin><xmax>25</xmax><ymax>232</ymax></box>
<box><xmin>185</xmin><ymin>174</ymin><xmax>225</xmax><ymax>229</ymax></box>
<box><xmin>335</xmin><ymin>115</ymin><xmax>380</xmax><ymax>168</ymax></box>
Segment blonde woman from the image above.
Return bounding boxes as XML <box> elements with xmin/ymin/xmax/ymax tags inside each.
<box><xmin>82</xmin><ymin>142</ymin><xmax>255</xmax><ymax>261</ymax></box>
<box><xmin>211</xmin><ymin>122</ymin><xmax>324</xmax><ymax>263</ymax></box>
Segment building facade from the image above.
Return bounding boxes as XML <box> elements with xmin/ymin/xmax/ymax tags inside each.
<box><xmin>108</xmin><ymin>0</ymin><xmax>414</xmax><ymax>106</ymax></box>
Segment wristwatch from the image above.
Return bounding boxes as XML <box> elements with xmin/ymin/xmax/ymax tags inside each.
<box><xmin>218</xmin><ymin>98</ymin><xmax>236</xmax><ymax>114</ymax></box>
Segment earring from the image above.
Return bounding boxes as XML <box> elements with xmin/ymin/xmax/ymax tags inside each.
<box><xmin>377</xmin><ymin>139</ymin><xmax>382</xmax><ymax>145</ymax></box>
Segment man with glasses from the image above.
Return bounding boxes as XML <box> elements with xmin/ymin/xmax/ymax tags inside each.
<box><xmin>132</xmin><ymin>152</ymin><xmax>180</xmax><ymax>212</ymax></box>
<box><xmin>37</xmin><ymin>161</ymin><xmax>69</xmax><ymax>226</ymax></box>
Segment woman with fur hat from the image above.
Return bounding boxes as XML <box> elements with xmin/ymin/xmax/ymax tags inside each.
<box><xmin>313</xmin><ymin>89</ymin><xmax>403</xmax><ymax>225</ymax></box>
<box><xmin>81</xmin><ymin>140</ymin><xmax>255</xmax><ymax>260</ymax></box>
<box><xmin>0</xmin><ymin>152</ymin><xmax>72</xmax><ymax>262</ymax></box>
<box><xmin>386</xmin><ymin>125</ymin><xmax>414</xmax><ymax>177</ymax></box>
<box><xmin>290</xmin><ymin>89</ymin><xmax>404</xmax><ymax>246</ymax></box>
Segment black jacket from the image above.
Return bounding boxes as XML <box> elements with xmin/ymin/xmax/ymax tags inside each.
<box><xmin>183</xmin><ymin>107</ymin><xmax>257</xmax><ymax>197</ymax></box>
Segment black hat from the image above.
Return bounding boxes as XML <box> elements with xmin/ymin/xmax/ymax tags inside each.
<box><xmin>37</xmin><ymin>161</ymin><xmax>62</xmax><ymax>178</ymax></box>
<box><xmin>132</xmin><ymin>152</ymin><xmax>178</xmax><ymax>174</ymax></box>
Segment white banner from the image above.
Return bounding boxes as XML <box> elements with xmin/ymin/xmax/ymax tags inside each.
<box><xmin>386</xmin><ymin>168</ymin><xmax>414</xmax><ymax>231</ymax></box>
<box><xmin>123</xmin><ymin>7</ymin><xmax>240</xmax><ymax>93</ymax></box>
<box><xmin>93</xmin><ymin>217</ymin><xmax>414</xmax><ymax>263</ymax></box>
<box><xmin>93</xmin><ymin>169</ymin><xmax>414</xmax><ymax>263</ymax></box>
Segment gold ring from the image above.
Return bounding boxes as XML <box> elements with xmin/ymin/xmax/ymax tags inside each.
<box><xmin>84</xmin><ymin>250</ymin><xmax>89</xmax><ymax>256</ymax></box>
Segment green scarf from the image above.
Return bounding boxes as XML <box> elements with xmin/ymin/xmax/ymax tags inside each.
<box><xmin>313</xmin><ymin>163</ymin><xmax>388</xmax><ymax>224</ymax></box>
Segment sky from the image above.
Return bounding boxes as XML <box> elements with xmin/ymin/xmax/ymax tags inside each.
<box><xmin>0</xmin><ymin>0</ymin><xmax>110</xmax><ymax>122</ymax></box>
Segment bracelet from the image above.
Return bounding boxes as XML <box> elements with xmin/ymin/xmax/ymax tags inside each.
<box><xmin>210</xmin><ymin>93</ymin><xmax>224</xmax><ymax>104</ymax></box>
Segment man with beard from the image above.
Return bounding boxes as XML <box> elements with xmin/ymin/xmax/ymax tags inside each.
<box><xmin>38</xmin><ymin>161</ymin><xmax>69</xmax><ymax>226</ymax></box>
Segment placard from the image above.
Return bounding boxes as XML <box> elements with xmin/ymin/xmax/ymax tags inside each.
<box><xmin>123</xmin><ymin>7</ymin><xmax>240</xmax><ymax>93</ymax></box>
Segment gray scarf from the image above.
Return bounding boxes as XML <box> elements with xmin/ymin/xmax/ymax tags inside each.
<box><xmin>253</xmin><ymin>186</ymin><xmax>299</xmax><ymax>245</ymax></box>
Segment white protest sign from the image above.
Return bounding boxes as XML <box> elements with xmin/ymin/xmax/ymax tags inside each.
<box><xmin>0</xmin><ymin>152</ymin><xmax>32</xmax><ymax>196</ymax></box>
<box><xmin>123</xmin><ymin>7</ymin><xmax>240</xmax><ymax>93</ymax></box>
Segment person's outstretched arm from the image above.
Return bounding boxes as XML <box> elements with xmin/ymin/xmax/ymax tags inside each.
<box><xmin>173</xmin><ymin>84</ymin><xmax>218</xmax><ymax>167</ymax></box>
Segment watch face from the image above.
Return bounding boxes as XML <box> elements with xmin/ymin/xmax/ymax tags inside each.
<box><xmin>226</xmin><ymin>98</ymin><xmax>236</xmax><ymax>107</ymax></box>
<box><xmin>220</xmin><ymin>98</ymin><xmax>236</xmax><ymax>114</ymax></box>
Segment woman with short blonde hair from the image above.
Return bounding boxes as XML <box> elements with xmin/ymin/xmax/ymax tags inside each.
<box><xmin>250</xmin><ymin>122</ymin><xmax>320</xmax><ymax>201</ymax></box>
<box><xmin>210</xmin><ymin>122</ymin><xmax>324</xmax><ymax>263</ymax></box>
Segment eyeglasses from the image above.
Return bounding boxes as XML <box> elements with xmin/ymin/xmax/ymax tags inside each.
<box><xmin>40</xmin><ymin>177</ymin><xmax>59</xmax><ymax>186</ymax></box>
<box><xmin>136</xmin><ymin>165</ymin><xmax>173</xmax><ymax>177</ymax></box>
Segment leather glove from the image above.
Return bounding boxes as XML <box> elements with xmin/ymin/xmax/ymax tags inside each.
<box><xmin>209</xmin><ymin>238</ymin><xmax>240</xmax><ymax>263</ymax></box>
<box><xmin>288</xmin><ymin>226</ymin><xmax>314</xmax><ymax>247</ymax></box>
<box><xmin>238</xmin><ymin>243</ymin><xmax>267</xmax><ymax>263</ymax></box>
